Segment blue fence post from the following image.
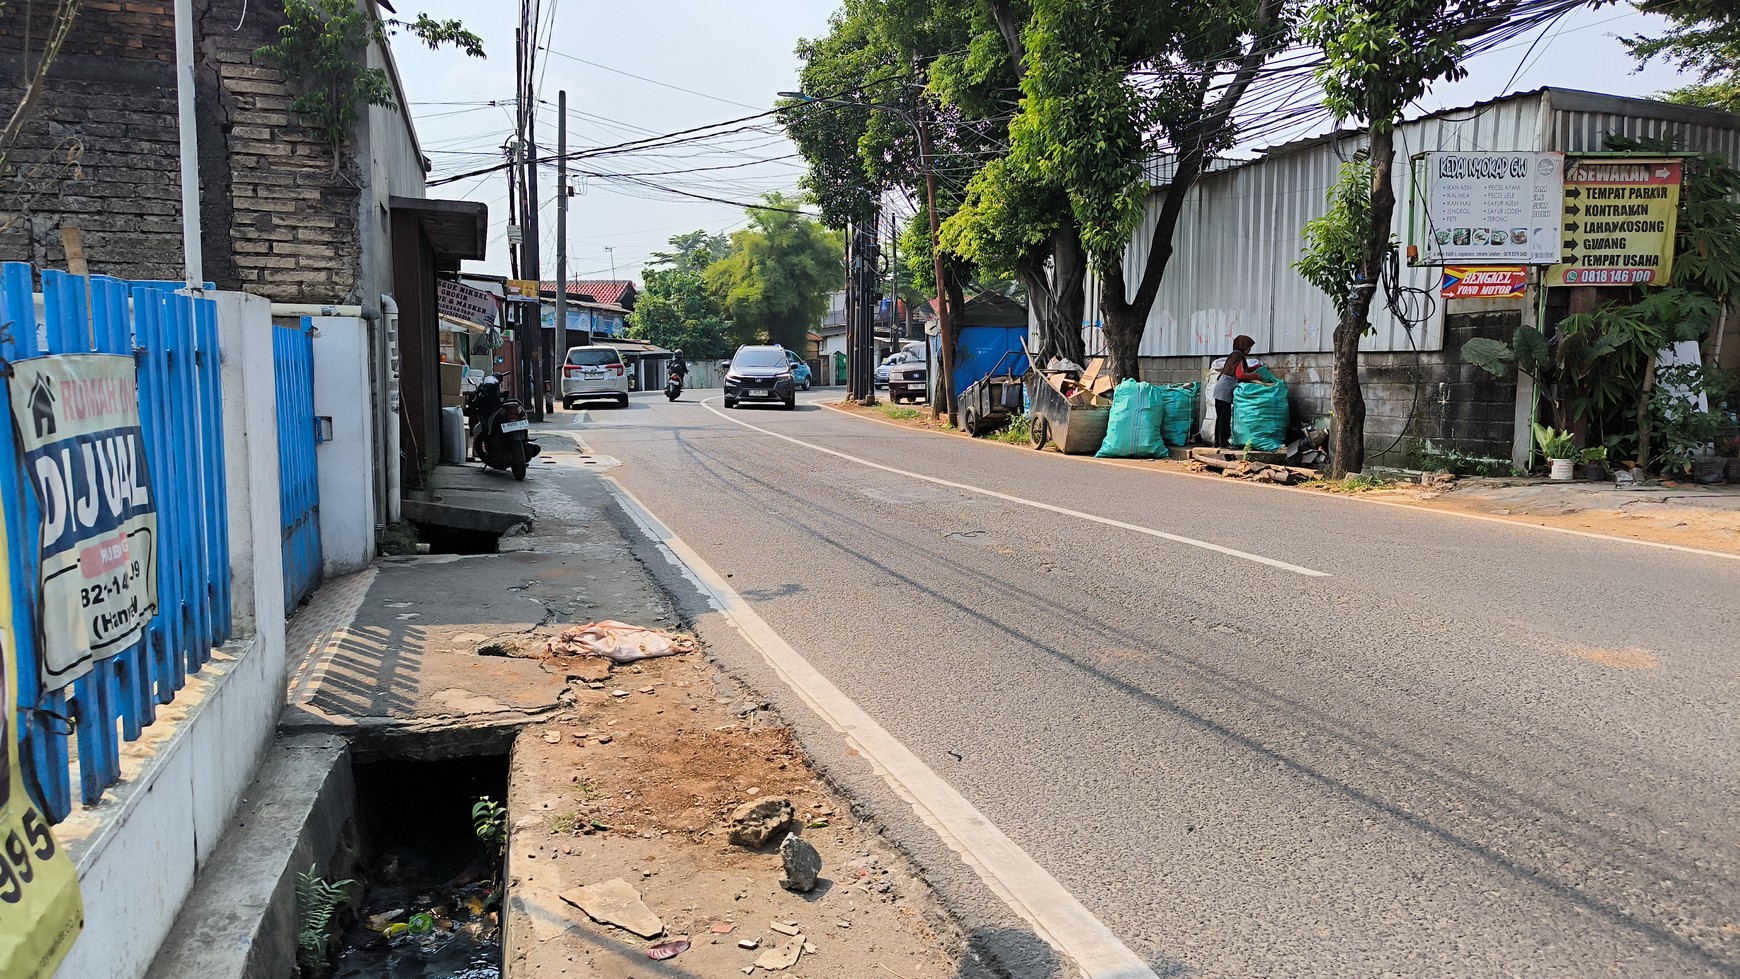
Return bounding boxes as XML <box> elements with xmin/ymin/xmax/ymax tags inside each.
<box><xmin>133</xmin><ymin>286</ymin><xmax>187</xmax><ymax>700</ymax></box>
<box><xmin>39</xmin><ymin>269</ymin><xmax>123</xmax><ymax>804</ymax></box>
<box><xmin>1</xmin><ymin>262</ymin><xmax>72</xmax><ymax>819</ymax></box>
<box><xmin>194</xmin><ymin>299</ymin><xmax>230</xmax><ymax>645</ymax></box>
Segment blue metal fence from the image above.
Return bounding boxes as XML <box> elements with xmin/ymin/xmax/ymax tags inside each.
<box><xmin>0</xmin><ymin>262</ymin><xmax>231</xmax><ymax>821</ymax></box>
<box><xmin>275</xmin><ymin>318</ymin><xmax>322</xmax><ymax>610</ymax></box>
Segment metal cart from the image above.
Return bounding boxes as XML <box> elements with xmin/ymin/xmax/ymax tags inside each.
<box><xmin>958</xmin><ymin>351</ymin><xmax>1027</xmax><ymax>436</ymax></box>
<box><xmin>1024</xmin><ymin>370</ymin><xmax>1111</xmax><ymax>453</ymax></box>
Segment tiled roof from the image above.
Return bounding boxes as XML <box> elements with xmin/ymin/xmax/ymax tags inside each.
<box><xmin>540</xmin><ymin>280</ymin><xmax>637</xmax><ymax>307</ymax></box>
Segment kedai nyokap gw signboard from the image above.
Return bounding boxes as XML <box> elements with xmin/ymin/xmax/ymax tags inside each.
<box><xmin>1412</xmin><ymin>151</ymin><xmax>1564</xmax><ymax>266</ymax></box>
<box><xmin>7</xmin><ymin>354</ymin><xmax>158</xmax><ymax>691</ymax></box>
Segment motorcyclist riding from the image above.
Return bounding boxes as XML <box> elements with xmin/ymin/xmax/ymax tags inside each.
<box><xmin>671</xmin><ymin>350</ymin><xmax>689</xmax><ymax>380</ymax></box>
<box><xmin>665</xmin><ymin>350</ymin><xmax>690</xmax><ymax>401</ymax></box>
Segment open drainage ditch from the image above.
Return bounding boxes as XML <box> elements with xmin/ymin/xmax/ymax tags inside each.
<box><xmin>328</xmin><ymin>753</ymin><xmax>511</xmax><ymax>979</ymax></box>
<box><xmin>412</xmin><ymin>522</ymin><xmax>504</xmax><ymax>555</ymax></box>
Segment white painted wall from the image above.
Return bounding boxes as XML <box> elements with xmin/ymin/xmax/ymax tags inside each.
<box><xmin>54</xmin><ymin>291</ymin><xmax>288</xmax><ymax>979</ymax></box>
<box><xmin>311</xmin><ymin>316</ymin><xmax>378</xmax><ymax>575</ymax></box>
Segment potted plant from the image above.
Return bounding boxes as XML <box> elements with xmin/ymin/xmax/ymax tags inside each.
<box><xmin>1580</xmin><ymin>445</ymin><xmax>1609</xmax><ymax>482</ymax></box>
<box><xmin>1533</xmin><ymin>424</ymin><xmax>1578</xmax><ymax>481</ymax></box>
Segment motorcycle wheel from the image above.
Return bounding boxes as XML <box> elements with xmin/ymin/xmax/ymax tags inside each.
<box><xmin>511</xmin><ymin>441</ymin><xmax>528</xmax><ymax>481</ymax></box>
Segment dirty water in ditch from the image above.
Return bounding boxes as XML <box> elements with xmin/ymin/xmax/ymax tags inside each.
<box><xmin>331</xmin><ymin>755</ymin><xmax>509</xmax><ymax>979</ymax></box>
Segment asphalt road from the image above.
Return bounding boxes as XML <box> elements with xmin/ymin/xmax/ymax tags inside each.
<box><xmin>560</xmin><ymin>390</ymin><xmax>1740</xmax><ymax>979</ymax></box>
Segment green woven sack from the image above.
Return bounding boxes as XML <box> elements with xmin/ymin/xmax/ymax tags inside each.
<box><xmin>1157</xmin><ymin>382</ymin><xmax>1197</xmax><ymax>447</ymax></box>
<box><xmin>1096</xmin><ymin>379</ymin><xmax>1168</xmax><ymax>459</ymax></box>
<box><xmin>1231</xmin><ymin>377</ymin><xmax>1289</xmax><ymax>452</ymax></box>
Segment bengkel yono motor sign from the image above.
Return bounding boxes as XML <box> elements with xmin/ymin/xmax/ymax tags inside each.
<box><xmin>8</xmin><ymin>354</ymin><xmax>158</xmax><ymax>691</ymax></box>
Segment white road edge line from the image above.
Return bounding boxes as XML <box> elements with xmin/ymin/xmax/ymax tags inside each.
<box><xmin>600</xmin><ymin>475</ymin><xmax>1162</xmax><ymax>979</ymax></box>
<box><xmin>704</xmin><ymin>398</ymin><xmax>1328</xmax><ymax>577</ymax></box>
<box><xmin>815</xmin><ymin>398</ymin><xmax>1740</xmax><ymax>564</ymax></box>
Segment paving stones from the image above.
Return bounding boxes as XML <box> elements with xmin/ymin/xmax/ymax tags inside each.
<box><xmin>727</xmin><ymin>796</ymin><xmax>794</xmax><ymax>848</ymax></box>
<box><xmin>779</xmin><ymin>833</ymin><xmax>821</xmax><ymax>892</ymax></box>
<box><xmin>558</xmin><ymin>878</ymin><xmax>663</xmax><ymax>938</ymax></box>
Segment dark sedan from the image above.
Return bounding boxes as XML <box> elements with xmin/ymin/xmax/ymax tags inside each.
<box><xmin>723</xmin><ymin>345</ymin><xmax>798</xmax><ymax>409</ymax></box>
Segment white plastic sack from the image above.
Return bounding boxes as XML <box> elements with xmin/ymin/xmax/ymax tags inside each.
<box><xmin>546</xmin><ymin>620</ymin><xmax>697</xmax><ymax>663</ymax></box>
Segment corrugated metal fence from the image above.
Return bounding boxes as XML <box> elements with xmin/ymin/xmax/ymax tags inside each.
<box><xmin>0</xmin><ymin>262</ymin><xmax>231</xmax><ymax>821</ymax></box>
<box><xmin>275</xmin><ymin>318</ymin><xmax>322</xmax><ymax>610</ymax></box>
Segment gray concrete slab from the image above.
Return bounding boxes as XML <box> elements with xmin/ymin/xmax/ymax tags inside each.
<box><xmin>146</xmin><ymin>735</ymin><xmax>353</xmax><ymax>979</ymax></box>
<box><xmin>402</xmin><ymin>462</ymin><xmax>537</xmax><ymax>534</ymax></box>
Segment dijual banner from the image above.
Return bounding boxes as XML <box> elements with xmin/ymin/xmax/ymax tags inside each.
<box><xmin>0</xmin><ymin>502</ymin><xmax>84</xmax><ymax>977</ymax></box>
<box><xmin>7</xmin><ymin>354</ymin><xmax>158</xmax><ymax>691</ymax></box>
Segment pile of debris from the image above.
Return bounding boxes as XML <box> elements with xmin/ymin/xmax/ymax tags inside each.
<box><xmin>1188</xmin><ymin>448</ymin><xmax>1318</xmax><ymax>485</ymax></box>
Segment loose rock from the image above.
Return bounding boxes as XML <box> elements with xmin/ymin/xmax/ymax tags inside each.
<box><xmin>559</xmin><ymin>878</ymin><xmax>663</xmax><ymax>938</ymax></box>
<box><xmin>779</xmin><ymin>834</ymin><xmax>821</xmax><ymax>892</ymax></box>
<box><xmin>727</xmin><ymin>797</ymin><xmax>794</xmax><ymax>848</ymax></box>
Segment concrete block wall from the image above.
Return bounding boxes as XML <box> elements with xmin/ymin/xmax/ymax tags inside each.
<box><xmin>0</xmin><ymin>0</ymin><xmax>362</xmax><ymax>302</ymax></box>
<box><xmin>1137</xmin><ymin>309</ymin><xmax>1522</xmax><ymax>465</ymax></box>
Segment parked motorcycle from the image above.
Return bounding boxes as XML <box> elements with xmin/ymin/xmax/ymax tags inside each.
<box><xmin>665</xmin><ymin>369</ymin><xmax>684</xmax><ymax>401</ymax></box>
<box><xmin>464</xmin><ymin>371</ymin><xmax>541</xmax><ymax>480</ymax></box>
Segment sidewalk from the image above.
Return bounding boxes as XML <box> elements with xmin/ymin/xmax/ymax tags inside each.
<box><xmin>283</xmin><ymin>436</ymin><xmax>955</xmax><ymax>978</ymax></box>
<box><xmin>1370</xmin><ymin>476</ymin><xmax>1740</xmax><ymax>555</ymax></box>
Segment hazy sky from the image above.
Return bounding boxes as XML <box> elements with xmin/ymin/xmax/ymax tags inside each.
<box><xmin>385</xmin><ymin>2</ymin><xmax>1694</xmax><ymax>284</ymax></box>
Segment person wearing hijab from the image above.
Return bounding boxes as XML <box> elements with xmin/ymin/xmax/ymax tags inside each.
<box><xmin>1212</xmin><ymin>334</ymin><xmax>1262</xmax><ymax>448</ymax></box>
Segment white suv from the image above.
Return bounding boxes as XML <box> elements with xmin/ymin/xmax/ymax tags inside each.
<box><xmin>561</xmin><ymin>345</ymin><xmax>630</xmax><ymax>408</ymax></box>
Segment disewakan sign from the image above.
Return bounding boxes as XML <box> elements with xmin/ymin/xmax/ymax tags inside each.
<box><xmin>0</xmin><ymin>512</ymin><xmax>83</xmax><ymax>979</ymax></box>
<box><xmin>1441</xmin><ymin>266</ymin><xmax>1528</xmax><ymax>299</ymax></box>
<box><xmin>1548</xmin><ymin>158</ymin><xmax>1682</xmax><ymax>286</ymax></box>
<box><xmin>7</xmin><ymin>354</ymin><xmax>158</xmax><ymax>690</ymax></box>
<box><xmin>1412</xmin><ymin>151</ymin><xmax>1564</xmax><ymax>266</ymax></box>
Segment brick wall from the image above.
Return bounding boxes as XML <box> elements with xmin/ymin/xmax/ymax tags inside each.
<box><xmin>1137</xmin><ymin>308</ymin><xmax>1522</xmax><ymax>467</ymax></box>
<box><xmin>1</xmin><ymin>0</ymin><xmax>365</xmax><ymax>303</ymax></box>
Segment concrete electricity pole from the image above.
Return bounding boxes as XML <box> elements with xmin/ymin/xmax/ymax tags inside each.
<box><xmin>554</xmin><ymin>89</ymin><xmax>569</xmax><ymax>402</ymax></box>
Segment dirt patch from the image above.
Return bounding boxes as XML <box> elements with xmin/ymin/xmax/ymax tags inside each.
<box><xmin>1567</xmin><ymin>646</ymin><xmax>1661</xmax><ymax>670</ymax></box>
<box><xmin>1368</xmin><ymin>481</ymin><xmax>1740</xmax><ymax>555</ymax></box>
<box><xmin>829</xmin><ymin>399</ymin><xmax>967</xmax><ymax>437</ymax></box>
<box><xmin>504</xmin><ymin>649</ymin><xmax>954</xmax><ymax>978</ymax></box>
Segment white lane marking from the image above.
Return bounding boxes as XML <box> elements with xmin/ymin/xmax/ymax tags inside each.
<box><xmin>602</xmin><ymin>476</ymin><xmax>1162</xmax><ymax>979</ymax></box>
<box><xmin>815</xmin><ymin>399</ymin><xmax>1740</xmax><ymax>565</ymax></box>
<box><xmin>705</xmin><ymin>398</ymin><xmax>1328</xmax><ymax>577</ymax></box>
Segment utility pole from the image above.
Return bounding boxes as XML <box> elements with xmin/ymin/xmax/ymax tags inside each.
<box><xmin>854</xmin><ymin>212</ymin><xmax>879</xmax><ymax>404</ymax></box>
<box><xmin>518</xmin><ymin>6</ymin><xmax>546</xmax><ymax>419</ymax></box>
<box><xmin>917</xmin><ymin>103</ymin><xmax>953</xmax><ymax>424</ymax></box>
<box><xmin>844</xmin><ymin>220</ymin><xmax>858</xmax><ymax>400</ymax></box>
<box><xmin>554</xmin><ymin>89</ymin><xmax>569</xmax><ymax>404</ymax></box>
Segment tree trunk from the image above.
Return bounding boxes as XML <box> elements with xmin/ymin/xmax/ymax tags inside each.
<box><xmin>1051</xmin><ymin>220</ymin><xmax>1087</xmax><ymax>366</ymax></box>
<box><xmin>941</xmin><ymin>260</ymin><xmax>967</xmax><ymax>425</ymax></box>
<box><xmin>1103</xmin><ymin>304</ymin><xmax>1144</xmax><ymax>383</ymax></box>
<box><xmin>1332</xmin><ymin>126</ymin><xmax>1397</xmax><ymax>476</ymax></box>
<box><xmin>1636</xmin><ymin>351</ymin><xmax>1657</xmax><ymax>470</ymax></box>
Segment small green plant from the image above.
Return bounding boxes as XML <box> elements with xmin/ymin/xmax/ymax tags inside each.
<box><xmin>296</xmin><ymin>865</ymin><xmax>354</xmax><ymax>972</ymax></box>
<box><xmin>1580</xmin><ymin>445</ymin><xmax>1608</xmax><ymax>465</ymax></box>
<box><xmin>878</xmin><ymin>403</ymin><xmax>922</xmax><ymax>421</ymax></box>
<box><xmin>986</xmin><ymin>412</ymin><xmax>1034</xmax><ymax>444</ymax></box>
<box><xmin>1531</xmin><ymin>423</ymin><xmax>1577</xmax><ymax>461</ymax></box>
<box><xmin>472</xmin><ymin>795</ymin><xmax>506</xmax><ymax>854</ymax></box>
<box><xmin>1321</xmin><ymin>472</ymin><xmax>1390</xmax><ymax>493</ymax></box>
<box><xmin>257</xmin><ymin>0</ymin><xmax>482</xmax><ymax>162</ymax></box>
<box><xmin>549</xmin><ymin>810</ymin><xmax>580</xmax><ymax>835</ymax></box>
<box><xmin>376</xmin><ymin>521</ymin><xmax>420</xmax><ymax>556</ymax></box>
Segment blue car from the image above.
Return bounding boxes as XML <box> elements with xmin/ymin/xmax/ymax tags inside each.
<box><xmin>784</xmin><ymin>348</ymin><xmax>812</xmax><ymax>390</ymax></box>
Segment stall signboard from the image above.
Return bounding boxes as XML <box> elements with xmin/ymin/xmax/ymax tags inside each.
<box><xmin>0</xmin><ymin>505</ymin><xmax>84</xmax><ymax>978</ymax></box>
<box><xmin>1548</xmin><ymin>158</ymin><xmax>1682</xmax><ymax>286</ymax></box>
<box><xmin>1411</xmin><ymin>151</ymin><xmax>1564</xmax><ymax>266</ymax></box>
<box><xmin>436</xmin><ymin>279</ymin><xmax>497</xmax><ymax>330</ymax></box>
<box><xmin>7</xmin><ymin>354</ymin><xmax>157</xmax><ymax>690</ymax></box>
<box><xmin>1440</xmin><ymin>266</ymin><xmax>1528</xmax><ymax>299</ymax></box>
<box><xmin>505</xmin><ymin>279</ymin><xmax>542</xmax><ymax>302</ymax></box>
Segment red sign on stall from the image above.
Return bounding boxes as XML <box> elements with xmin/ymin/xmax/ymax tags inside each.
<box><xmin>1440</xmin><ymin>266</ymin><xmax>1528</xmax><ymax>299</ymax></box>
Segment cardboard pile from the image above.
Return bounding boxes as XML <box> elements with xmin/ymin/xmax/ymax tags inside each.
<box><xmin>1045</xmin><ymin>356</ymin><xmax>1115</xmax><ymax>408</ymax></box>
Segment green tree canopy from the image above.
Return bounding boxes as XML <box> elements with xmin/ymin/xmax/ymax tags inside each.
<box><xmin>628</xmin><ymin>231</ymin><xmax>733</xmax><ymax>359</ymax></box>
<box><xmin>1622</xmin><ymin>0</ymin><xmax>1740</xmax><ymax>112</ymax></box>
<box><xmin>704</xmin><ymin>193</ymin><xmax>844</xmax><ymax>351</ymax></box>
